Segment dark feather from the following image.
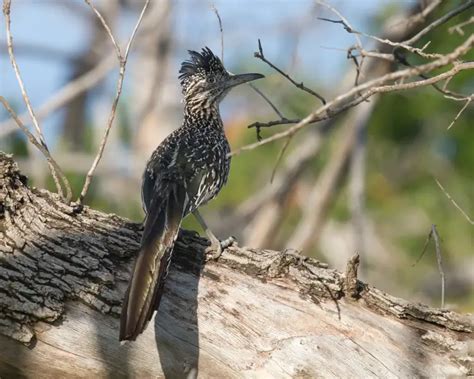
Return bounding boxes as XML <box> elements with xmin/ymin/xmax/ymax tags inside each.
<box><xmin>178</xmin><ymin>47</ymin><xmax>225</xmax><ymax>84</ymax></box>
<box><xmin>119</xmin><ymin>182</ymin><xmax>186</xmax><ymax>341</ymax></box>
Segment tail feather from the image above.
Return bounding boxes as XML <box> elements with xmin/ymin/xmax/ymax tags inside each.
<box><xmin>120</xmin><ymin>183</ymin><xmax>186</xmax><ymax>341</ymax></box>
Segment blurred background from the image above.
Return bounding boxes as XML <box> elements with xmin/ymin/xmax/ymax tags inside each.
<box><xmin>1</xmin><ymin>0</ymin><xmax>472</xmax><ymax>311</ymax></box>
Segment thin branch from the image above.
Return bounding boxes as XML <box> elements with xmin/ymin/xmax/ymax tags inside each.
<box><xmin>412</xmin><ymin>225</ymin><xmax>446</xmax><ymax>309</ymax></box>
<box><xmin>447</xmin><ymin>96</ymin><xmax>472</xmax><ymax>129</ymax></box>
<box><xmin>229</xmin><ymin>35</ymin><xmax>474</xmax><ymax>157</ymax></box>
<box><xmin>247</xmin><ymin>83</ymin><xmax>285</xmax><ymax>120</ymax></box>
<box><xmin>412</xmin><ymin>231</ymin><xmax>431</xmax><ymax>267</ymax></box>
<box><xmin>210</xmin><ymin>3</ymin><xmax>224</xmax><ymax>63</ymax></box>
<box><xmin>398</xmin><ymin>0</ymin><xmax>443</xmax><ymax>30</ymax></box>
<box><xmin>270</xmin><ymin>135</ymin><xmax>293</xmax><ymax>183</ymax></box>
<box><xmin>3</xmin><ymin>0</ymin><xmax>72</xmax><ymax>201</ymax></box>
<box><xmin>402</xmin><ymin>0</ymin><xmax>474</xmax><ymax>46</ymax></box>
<box><xmin>0</xmin><ymin>96</ymin><xmax>71</xmax><ymax>201</ymax></box>
<box><xmin>431</xmin><ymin>225</ymin><xmax>445</xmax><ymax>309</ymax></box>
<box><xmin>316</xmin><ymin>0</ymin><xmax>363</xmax><ymax>48</ymax></box>
<box><xmin>208</xmin><ymin>4</ymin><xmax>286</xmax><ymax>137</ymax></box>
<box><xmin>347</xmin><ymin>46</ymin><xmax>362</xmax><ymax>86</ymax></box>
<box><xmin>78</xmin><ymin>0</ymin><xmax>150</xmax><ymax>204</ymax></box>
<box><xmin>448</xmin><ymin>16</ymin><xmax>474</xmax><ymax>36</ymax></box>
<box><xmin>316</xmin><ymin>0</ymin><xmax>452</xmax><ymax>59</ymax></box>
<box><xmin>434</xmin><ymin>178</ymin><xmax>474</xmax><ymax>225</ymax></box>
<box><xmin>0</xmin><ymin>55</ymin><xmax>116</xmax><ymax>138</ymax></box>
<box><xmin>84</xmin><ymin>0</ymin><xmax>122</xmax><ymax>60</ymax></box>
<box><xmin>393</xmin><ymin>49</ymin><xmax>470</xmax><ymax>100</ymax></box>
<box><xmin>248</xmin><ymin>118</ymin><xmax>300</xmax><ymax>130</ymax></box>
<box><xmin>255</xmin><ymin>39</ymin><xmax>326</xmax><ymax>105</ymax></box>
<box><xmin>358</xmin><ymin>49</ymin><xmax>395</xmax><ymax>63</ymax></box>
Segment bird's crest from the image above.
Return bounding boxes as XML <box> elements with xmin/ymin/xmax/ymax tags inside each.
<box><xmin>179</xmin><ymin>47</ymin><xmax>225</xmax><ymax>86</ymax></box>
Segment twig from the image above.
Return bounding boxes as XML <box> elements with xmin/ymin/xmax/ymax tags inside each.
<box><xmin>2</xmin><ymin>0</ymin><xmax>72</xmax><ymax>201</ymax></box>
<box><xmin>0</xmin><ymin>96</ymin><xmax>71</xmax><ymax>201</ymax></box>
<box><xmin>447</xmin><ymin>96</ymin><xmax>472</xmax><ymax>129</ymax></box>
<box><xmin>0</xmin><ymin>55</ymin><xmax>116</xmax><ymax>138</ymax></box>
<box><xmin>84</xmin><ymin>0</ymin><xmax>122</xmax><ymax>60</ymax></box>
<box><xmin>412</xmin><ymin>225</ymin><xmax>446</xmax><ymax>309</ymax></box>
<box><xmin>316</xmin><ymin>1</ymin><xmax>366</xmax><ymax>86</ymax></box>
<box><xmin>229</xmin><ymin>36</ymin><xmax>474</xmax><ymax>157</ymax></box>
<box><xmin>208</xmin><ymin>4</ymin><xmax>286</xmax><ymax>138</ymax></box>
<box><xmin>210</xmin><ymin>3</ymin><xmax>224</xmax><ymax>63</ymax></box>
<box><xmin>398</xmin><ymin>0</ymin><xmax>443</xmax><ymax>30</ymax></box>
<box><xmin>448</xmin><ymin>16</ymin><xmax>474</xmax><ymax>36</ymax></box>
<box><xmin>270</xmin><ymin>135</ymin><xmax>293</xmax><ymax>183</ymax></box>
<box><xmin>431</xmin><ymin>225</ymin><xmax>445</xmax><ymax>309</ymax></box>
<box><xmin>392</xmin><ymin>48</ymin><xmax>469</xmax><ymax>101</ymax></box>
<box><xmin>255</xmin><ymin>39</ymin><xmax>326</xmax><ymax>105</ymax></box>
<box><xmin>316</xmin><ymin>0</ymin><xmax>451</xmax><ymax>59</ymax></box>
<box><xmin>248</xmin><ymin>118</ymin><xmax>300</xmax><ymax>130</ymax></box>
<box><xmin>413</xmin><ymin>231</ymin><xmax>430</xmax><ymax>267</ymax></box>
<box><xmin>316</xmin><ymin>1</ymin><xmax>363</xmax><ymax>48</ymax></box>
<box><xmin>78</xmin><ymin>0</ymin><xmax>150</xmax><ymax>204</ymax></box>
<box><xmin>347</xmin><ymin>46</ymin><xmax>362</xmax><ymax>86</ymax></box>
<box><xmin>402</xmin><ymin>0</ymin><xmax>474</xmax><ymax>46</ymax></box>
<box><xmin>434</xmin><ymin>178</ymin><xmax>474</xmax><ymax>225</ymax></box>
<box><xmin>247</xmin><ymin>83</ymin><xmax>285</xmax><ymax>120</ymax></box>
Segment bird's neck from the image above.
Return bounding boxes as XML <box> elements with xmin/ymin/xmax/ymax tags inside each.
<box><xmin>183</xmin><ymin>102</ymin><xmax>223</xmax><ymax>129</ymax></box>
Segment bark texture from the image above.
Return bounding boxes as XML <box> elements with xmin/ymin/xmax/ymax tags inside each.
<box><xmin>0</xmin><ymin>151</ymin><xmax>473</xmax><ymax>378</ymax></box>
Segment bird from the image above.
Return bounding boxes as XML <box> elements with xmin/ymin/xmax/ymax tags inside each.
<box><xmin>119</xmin><ymin>47</ymin><xmax>264</xmax><ymax>341</ymax></box>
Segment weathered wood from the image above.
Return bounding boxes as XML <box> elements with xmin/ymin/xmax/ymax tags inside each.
<box><xmin>0</xmin><ymin>151</ymin><xmax>473</xmax><ymax>378</ymax></box>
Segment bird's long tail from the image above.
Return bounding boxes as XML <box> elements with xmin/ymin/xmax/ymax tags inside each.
<box><xmin>120</xmin><ymin>183</ymin><xmax>186</xmax><ymax>341</ymax></box>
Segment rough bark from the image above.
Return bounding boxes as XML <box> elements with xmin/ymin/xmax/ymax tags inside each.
<box><xmin>0</xmin><ymin>151</ymin><xmax>473</xmax><ymax>378</ymax></box>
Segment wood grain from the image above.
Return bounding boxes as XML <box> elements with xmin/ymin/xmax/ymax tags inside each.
<box><xmin>1</xmin><ymin>152</ymin><xmax>473</xmax><ymax>378</ymax></box>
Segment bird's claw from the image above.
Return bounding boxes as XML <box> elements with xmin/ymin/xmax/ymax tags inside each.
<box><xmin>205</xmin><ymin>236</ymin><xmax>235</xmax><ymax>261</ymax></box>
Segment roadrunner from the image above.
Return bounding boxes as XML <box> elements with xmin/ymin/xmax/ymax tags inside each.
<box><xmin>120</xmin><ymin>47</ymin><xmax>264</xmax><ymax>341</ymax></box>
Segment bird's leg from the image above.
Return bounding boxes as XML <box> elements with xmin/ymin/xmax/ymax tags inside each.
<box><xmin>193</xmin><ymin>210</ymin><xmax>234</xmax><ymax>260</ymax></box>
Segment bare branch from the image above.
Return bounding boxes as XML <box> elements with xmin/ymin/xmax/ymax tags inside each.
<box><xmin>431</xmin><ymin>225</ymin><xmax>446</xmax><ymax>309</ymax></box>
<box><xmin>0</xmin><ymin>96</ymin><xmax>71</xmax><ymax>201</ymax></box>
<box><xmin>210</xmin><ymin>3</ymin><xmax>224</xmax><ymax>63</ymax></box>
<box><xmin>317</xmin><ymin>0</ymin><xmax>460</xmax><ymax>59</ymax></box>
<box><xmin>398</xmin><ymin>0</ymin><xmax>443</xmax><ymax>30</ymax></box>
<box><xmin>270</xmin><ymin>135</ymin><xmax>293</xmax><ymax>183</ymax></box>
<box><xmin>2</xmin><ymin>0</ymin><xmax>72</xmax><ymax>201</ymax></box>
<box><xmin>229</xmin><ymin>35</ymin><xmax>474</xmax><ymax>157</ymax></box>
<box><xmin>435</xmin><ymin>178</ymin><xmax>474</xmax><ymax>225</ymax></box>
<box><xmin>208</xmin><ymin>5</ymin><xmax>286</xmax><ymax>136</ymax></box>
<box><xmin>412</xmin><ymin>225</ymin><xmax>446</xmax><ymax>309</ymax></box>
<box><xmin>247</xmin><ymin>83</ymin><xmax>285</xmax><ymax>121</ymax></box>
<box><xmin>316</xmin><ymin>0</ymin><xmax>363</xmax><ymax>48</ymax></box>
<box><xmin>248</xmin><ymin>118</ymin><xmax>300</xmax><ymax>130</ymax></box>
<box><xmin>447</xmin><ymin>96</ymin><xmax>472</xmax><ymax>129</ymax></box>
<box><xmin>448</xmin><ymin>15</ymin><xmax>474</xmax><ymax>36</ymax></box>
<box><xmin>254</xmin><ymin>39</ymin><xmax>326</xmax><ymax>105</ymax></box>
<box><xmin>84</xmin><ymin>0</ymin><xmax>122</xmax><ymax>60</ymax></box>
<box><xmin>402</xmin><ymin>0</ymin><xmax>474</xmax><ymax>46</ymax></box>
<box><xmin>0</xmin><ymin>55</ymin><xmax>116</xmax><ymax>138</ymax></box>
<box><xmin>78</xmin><ymin>0</ymin><xmax>150</xmax><ymax>204</ymax></box>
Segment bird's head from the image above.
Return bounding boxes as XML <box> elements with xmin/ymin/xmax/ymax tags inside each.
<box><xmin>179</xmin><ymin>47</ymin><xmax>264</xmax><ymax>112</ymax></box>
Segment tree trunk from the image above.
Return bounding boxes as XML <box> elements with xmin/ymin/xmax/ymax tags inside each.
<box><xmin>0</xmin><ymin>151</ymin><xmax>472</xmax><ymax>378</ymax></box>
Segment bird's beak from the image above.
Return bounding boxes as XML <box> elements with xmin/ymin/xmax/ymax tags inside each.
<box><xmin>225</xmin><ymin>72</ymin><xmax>264</xmax><ymax>89</ymax></box>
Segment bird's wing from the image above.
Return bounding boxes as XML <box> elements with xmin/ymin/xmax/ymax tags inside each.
<box><xmin>119</xmin><ymin>180</ymin><xmax>187</xmax><ymax>341</ymax></box>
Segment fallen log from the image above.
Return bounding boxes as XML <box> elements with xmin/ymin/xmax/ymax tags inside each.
<box><xmin>0</xmin><ymin>152</ymin><xmax>472</xmax><ymax>378</ymax></box>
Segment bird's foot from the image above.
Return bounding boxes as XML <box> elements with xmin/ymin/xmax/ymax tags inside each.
<box><xmin>205</xmin><ymin>235</ymin><xmax>235</xmax><ymax>261</ymax></box>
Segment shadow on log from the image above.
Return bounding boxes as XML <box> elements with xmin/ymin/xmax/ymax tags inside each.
<box><xmin>0</xmin><ymin>151</ymin><xmax>473</xmax><ymax>378</ymax></box>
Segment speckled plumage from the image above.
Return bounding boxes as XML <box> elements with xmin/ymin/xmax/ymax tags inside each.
<box><xmin>120</xmin><ymin>47</ymin><xmax>263</xmax><ymax>341</ymax></box>
<box><xmin>142</xmin><ymin>109</ymin><xmax>230</xmax><ymax>217</ymax></box>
